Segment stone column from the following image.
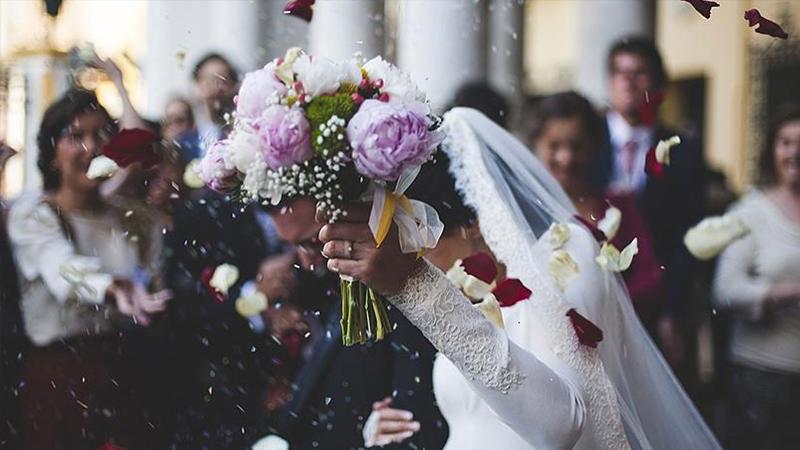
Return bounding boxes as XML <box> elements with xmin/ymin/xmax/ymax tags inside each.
<box><xmin>396</xmin><ymin>0</ymin><xmax>487</xmax><ymax>111</ymax></box>
<box><xmin>576</xmin><ymin>0</ymin><xmax>655</xmax><ymax>105</ymax></box>
<box><xmin>309</xmin><ymin>0</ymin><xmax>384</xmax><ymax>61</ymax></box>
<box><xmin>487</xmin><ymin>0</ymin><xmax>524</xmax><ymax>100</ymax></box>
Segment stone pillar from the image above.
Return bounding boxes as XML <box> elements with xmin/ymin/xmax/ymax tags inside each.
<box><xmin>487</xmin><ymin>0</ymin><xmax>524</xmax><ymax>100</ymax></box>
<box><xmin>309</xmin><ymin>0</ymin><xmax>384</xmax><ymax>61</ymax></box>
<box><xmin>576</xmin><ymin>0</ymin><xmax>655</xmax><ymax>105</ymax></box>
<box><xmin>396</xmin><ymin>0</ymin><xmax>486</xmax><ymax>111</ymax></box>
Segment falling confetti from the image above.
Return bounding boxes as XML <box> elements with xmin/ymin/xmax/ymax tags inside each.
<box><xmin>744</xmin><ymin>9</ymin><xmax>789</xmax><ymax>39</ymax></box>
<box><xmin>681</xmin><ymin>0</ymin><xmax>719</xmax><ymax>20</ymax></box>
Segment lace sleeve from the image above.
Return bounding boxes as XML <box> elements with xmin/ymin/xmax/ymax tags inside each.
<box><xmin>388</xmin><ymin>260</ymin><xmax>586</xmax><ymax>449</ymax></box>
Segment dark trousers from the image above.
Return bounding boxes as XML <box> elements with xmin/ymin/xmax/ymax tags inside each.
<box><xmin>727</xmin><ymin>363</ymin><xmax>800</xmax><ymax>450</ymax></box>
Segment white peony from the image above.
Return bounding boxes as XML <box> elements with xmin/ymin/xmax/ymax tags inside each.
<box><xmin>86</xmin><ymin>155</ymin><xmax>119</xmax><ymax>179</ymax></box>
<box><xmin>293</xmin><ymin>54</ymin><xmax>361</xmax><ymax>98</ymax></box>
<box><xmin>548</xmin><ymin>249</ymin><xmax>579</xmax><ymax>291</ymax></box>
<box><xmin>596</xmin><ymin>239</ymin><xmax>639</xmax><ymax>272</ymax></box>
<box><xmin>684</xmin><ymin>211</ymin><xmax>749</xmax><ymax>260</ymax></box>
<box><xmin>548</xmin><ymin>223</ymin><xmax>571</xmax><ymax>249</ymax></box>
<box><xmin>209</xmin><ymin>263</ymin><xmax>239</xmax><ymax>295</ymax></box>
<box><xmin>362</xmin><ymin>56</ymin><xmax>427</xmax><ymax>105</ymax></box>
<box><xmin>598</xmin><ymin>206</ymin><xmax>622</xmax><ymax>241</ymax></box>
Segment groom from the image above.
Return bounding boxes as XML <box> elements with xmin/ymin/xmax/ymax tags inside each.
<box><xmin>259</xmin><ymin>198</ymin><xmax>448</xmax><ymax>450</ymax></box>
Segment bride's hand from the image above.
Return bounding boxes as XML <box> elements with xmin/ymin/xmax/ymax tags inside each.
<box><xmin>363</xmin><ymin>397</ymin><xmax>421</xmax><ymax>447</ymax></box>
<box><xmin>318</xmin><ymin>204</ymin><xmax>422</xmax><ymax>295</ymax></box>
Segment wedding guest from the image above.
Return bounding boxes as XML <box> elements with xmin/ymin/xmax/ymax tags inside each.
<box><xmin>530</xmin><ymin>91</ymin><xmax>663</xmax><ymax>328</ymax></box>
<box><xmin>259</xmin><ymin>198</ymin><xmax>448</xmax><ymax>450</ymax></box>
<box><xmin>191</xmin><ymin>52</ymin><xmax>238</xmax><ymax>143</ymax></box>
<box><xmin>593</xmin><ymin>36</ymin><xmax>707</xmax><ymax>376</ymax></box>
<box><xmin>7</xmin><ymin>89</ymin><xmax>170</xmax><ymax>449</ymax></box>
<box><xmin>162</xmin><ymin>97</ymin><xmax>196</xmax><ymax>142</ymax></box>
<box><xmin>713</xmin><ymin>105</ymin><xmax>800</xmax><ymax>450</ymax></box>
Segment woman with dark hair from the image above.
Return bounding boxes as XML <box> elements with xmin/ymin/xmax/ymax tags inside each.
<box><xmin>713</xmin><ymin>105</ymin><xmax>800</xmax><ymax>450</ymax></box>
<box><xmin>529</xmin><ymin>91</ymin><xmax>663</xmax><ymax>328</ymax></box>
<box><xmin>7</xmin><ymin>89</ymin><xmax>170</xmax><ymax>449</ymax></box>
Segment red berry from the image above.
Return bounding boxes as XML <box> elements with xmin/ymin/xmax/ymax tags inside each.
<box><xmin>378</xmin><ymin>92</ymin><xmax>390</xmax><ymax>102</ymax></box>
<box><xmin>351</xmin><ymin>93</ymin><xmax>364</xmax><ymax>105</ymax></box>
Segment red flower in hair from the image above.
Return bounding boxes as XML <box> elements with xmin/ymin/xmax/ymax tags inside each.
<box><xmin>284</xmin><ymin>0</ymin><xmax>315</xmax><ymax>22</ymax></box>
<box><xmin>573</xmin><ymin>215</ymin><xmax>607</xmax><ymax>242</ymax></box>
<box><xmin>102</xmin><ymin>128</ymin><xmax>160</xmax><ymax>168</ymax></box>
<box><xmin>566</xmin><ymin>308</ymin><xmax>603</xmax><ymax>348</ymax></box>
<box><xmin>644</xmin><ymin>146</ymin><xmax>666</xmax><ymax>179</ymax></box>
<box><xmin>200</xmin><ymin>267</ymin><xmax>226</xmax><ymax>303</ymax></box>
<box><xmin>681</xmin><ymin>0</ymin><xmax>719</xmax><ymax>19</ymax></box>
<box><xmin>637</xmin><ymin>91</ymin><xmax>665</xmax><ymax>127</ymax></box>
<box><xmin>493</xmin><ymin>278</ymin><xmax>532</xmax><ymax>308</ymax></box>
<box><xmin>744</xmin><ymin>9</ymin><xmax>788</xmax><ymax>39</ymax></box>
<box><xmin>460</xmin><ymin>252</ymin><xmax>498</xmax><ymax>284</ymax></box>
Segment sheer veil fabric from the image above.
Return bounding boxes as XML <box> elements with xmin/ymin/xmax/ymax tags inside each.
<box><xmin>438</xmin><ymin>108</ymin><xmax>721</xmax><ymax>450</ymax></box>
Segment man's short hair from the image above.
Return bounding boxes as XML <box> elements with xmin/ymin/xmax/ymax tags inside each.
<box><xmin>191</xmin><ymin>52</ymin><xmax>238</xmax><ymax>84</ymax></box>
<box><xmin>607</xmin><ymin>36</ymin><xmax>667</xmax><ymax>89</ymax></box>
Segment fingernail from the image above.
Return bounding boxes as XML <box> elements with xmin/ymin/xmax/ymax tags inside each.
<box><xmin>410</xmin><ymin>421</ymin><xmax>420</xmax><ymax>431</ymax></box>
<box><xmin>403</xmin><ymin>412</ymin><xmax>414</xmax><ymax>420</ymax></box>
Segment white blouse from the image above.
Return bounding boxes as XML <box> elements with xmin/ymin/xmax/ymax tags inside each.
<box><xmin>8</xmin><ymin>194</ymin><xmax>143</xmax><ymax>346</ymax></box>
<box><xmin>713</xmin><ymin>190</ymin><xmax>800</xmax><ymax>373</ymax></box>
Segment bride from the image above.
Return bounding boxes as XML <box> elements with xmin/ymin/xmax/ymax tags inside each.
<box><xmin>318</xmin><ymin>108</ymin><xmax>720</xmax><ymax>449</ymax></box>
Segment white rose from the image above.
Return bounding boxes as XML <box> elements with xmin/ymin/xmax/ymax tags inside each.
<box><xmin>548</xmin><ymin>249</ymin><xmax>579</xmax><ymax>291</ymax></box>
<box><xmin>476</xmin><ymin>293</ymin><xmax>504</xmax><ymax>328</ymax></box>
<box><xmin>598</xmin><ymin>206</ymin><xmax>622</xmax><ymax>241</ymax></box>
<box><xmin>548</xmin><ymin>223</ymin><xmax>571</xmax><ymax>249</ymax></box>
<box><xmin>209</xmin><ymin>263</ymin><xmax>239</xmax><ymax>295</ymax></box>
<box><xmin>252</xmin><ymin>435</ymin><xmax>289</xmax><ymax>450</ymax></box>
<box><xmin>86</xmin><ymin>155</ymin><xmax>119</xmax><ymax>179</ymax></box>
<box><xmin>183</xmin><ymin>159</ymin><xmax>205</xmax><ymax>189</ymax></box>
<box><xmin>684</xmin><ymin>211</ymin><xmax>749</xmax><ymax>260</ymax></box>
<box><xmin>596</xmin><ymin>239</ymin><xmax>639</xmax><ymax>272</ymax></box>
<box><xmin>655</xmin><ymin>135</ymin><xmax>681</xmax><ymax>165</ymax></box>
<box><xmin>362</xmin><ymin>56</ymin><xmax>427</xmax><ymax>105</ymax></box>
<box><xmin>235</xmin><ymin>291</ymin><xmax>268</xmax><ymax>318</ymax></box>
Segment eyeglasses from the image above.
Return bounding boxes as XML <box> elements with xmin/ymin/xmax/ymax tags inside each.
<box><xmin>59</xmin><ymin>124</ymin><xmax>116</xmax><ymax>148</ymax></box>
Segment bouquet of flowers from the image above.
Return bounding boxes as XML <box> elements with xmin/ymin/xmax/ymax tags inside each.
<box><xmin>197</xmin><ymin>48</ymin><xmax>444</xmax><ymax>345</ymax></box>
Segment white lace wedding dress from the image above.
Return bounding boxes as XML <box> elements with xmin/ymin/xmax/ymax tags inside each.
<box><xmin>385</xmin><ymin>108</ymin><xmax>721</xmax><ymax>450</ymax></box>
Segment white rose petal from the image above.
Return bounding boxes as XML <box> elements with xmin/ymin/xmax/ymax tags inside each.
<box><xmin>235</xmin><ymin>291</ymin><xmax>268</xmax><ymax>318</ymax></box>
<box><xmin>252</xmin><ymin>435</ymin><xmax>289</xmax><ymax>450</ymax></box>
<box><xmin>274</xmin><ymin>47</ymin><xmax>302</xmax><ymax>86</ymax></box>
<box><xmin>183</xmin><ymin>159</ymin><xmax>205</xmax><ymax>189</ymax></box>
<box><xmin>209</xmin><ymin>263</ymin><xmax>239</xmax><ymax>295</ymax></box>
<box><xmin>598</xmin><ymin>206</ymin><xmax>622</xmax><ymax>241</ymax></box>
<box><xmin>445</xmin><ymin>260</ymin><xmax>468</xmax><ymax>286</ymax></box>
<box><xmin>548</xmin><ymin>249</ymin><xmax>579</xmax><ymax>290</ymax></box>
<box><xmin>548</xmin><ymin>223</ymin><xmax>571</xmax><ymax>249</ymax></box>
<box><xmin>655</xmin><ymin>135</ymin><xmax>681</xmax><ymax>165</ymax></box>
<box><xmin>684</xmin><ymin>211</ymin><xmax>749</xmax><ymax>260</ymax></box>
<box><xmin>86</xmin><ymin>155</ymin><xmax>119</xmax><ymax>179</ymax></box>
<box><xmin>462</xmin><ymin>274</ymin><xmax>493</xmax><ymax>301</ymax></box>
<box><xmin>476</xmin><ymin>293</ymin><xmax>504</xmax><ymax>328</ymax></box>
<box><xmin>596</xmin><ymin>238</ymin><xmax>639</xmax><ymax>272</ymax></box>
<box><xmin>226</xmin><ymin>124</ymin><xmax>261</xmax><ymax>173</ymax></box>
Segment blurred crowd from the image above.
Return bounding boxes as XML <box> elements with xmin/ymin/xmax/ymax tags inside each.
<box><xmin>0</xmin><ymin>36</ymin><xmax>799</xmax><ymax>450</ymax></box>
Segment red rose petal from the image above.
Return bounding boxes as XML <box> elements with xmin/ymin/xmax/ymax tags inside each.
<box><xmin>200</xmin><ymin>266</ymin><xmax>226</xmax><ymax>303</ymax></box>
<box><xmin>637</xmin><ymin>91</ymin><xmax>664</xmax><ymax>127</ymax></box>
<box><xmin>284</xmin><ymin>0</ymin><xmax>315</xmax><ymax>22</ymax></box>
<box><xmin>573</xmin><ymin>215</ymin><xmax>607</xmax><ymax>242</ymax></box>
<box><xmin>493</xmin><ymin>278</ymin><xmax>532</xmax><ymax>308</ymax></box>
<box><xmin>101</xmin><ymin>128</ymin><xmax>160</xmax><ymax>168</ymax></box>
<box><xmin>96</xmin><ymin>444</ymin><xmax>126</xmax><ymax>450</ymax></box>
<box><xmin>744</xmin><ymin>9</ymin><xmax>789</xmax><ymax>39</ymax></box>
<box><xmin>566</xmin><ymin>308</ymin><xmax>603</xmax><ymax>348</ymax></box>
<box><xmin>460</xmin><ymin>252</ymin><xmax>498</xmax><ymax>284</ymax></box>
<box><xmin>644</xmin><ymin>146</ymin><xmax>666</xmax><ymax>179</ymax></box>
<box><xmin>681</xmin><ymin>0</ymin><xmax>719</xmax><ymax>19</ymax></box>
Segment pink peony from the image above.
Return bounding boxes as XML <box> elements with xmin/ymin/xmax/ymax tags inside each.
<box><xmin>347</xmin><ymin>99</ymin><xmax>442</xmax><ymax>181</ymax></box>
<box><xmin>254</xmin><ymin>105</ymin><xmax>312</xmax><ymax>169</ymax></box>
<box><xmin>198</xmin><ymin>140</ymin><xmax>238</xmax><ymax>192</ymax></box>
<box><xmin>236</xmin><ymin>65</ymin><xmax>288</xmax><ymax>123</ymax></box>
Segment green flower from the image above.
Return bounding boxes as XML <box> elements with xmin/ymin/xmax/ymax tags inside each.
<box><xmin>306</xmin><ymin>93</ymin><xmax>358</xmax><ymax>156</ymax></box>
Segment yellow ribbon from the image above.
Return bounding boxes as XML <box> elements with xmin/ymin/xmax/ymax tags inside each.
<box><xmin>374</xmin><ymin>191</ymin><xmax>414</xmax><ymax>247</ymax></box>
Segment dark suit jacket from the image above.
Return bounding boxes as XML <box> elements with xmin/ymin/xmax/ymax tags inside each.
<box><xmin>594</xmin><ymin>117</ymin><xmax>707</xmax><ymax>318</ymax></box>
<box><xmin>160</xmin><ymin>190</ymin><xmax>282</xmax><ymax>448</ymax></box>
<box><xmin>266</xmin><ymin>270</ymin><xmax>448</xmax><ymax>450</ymax></box>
